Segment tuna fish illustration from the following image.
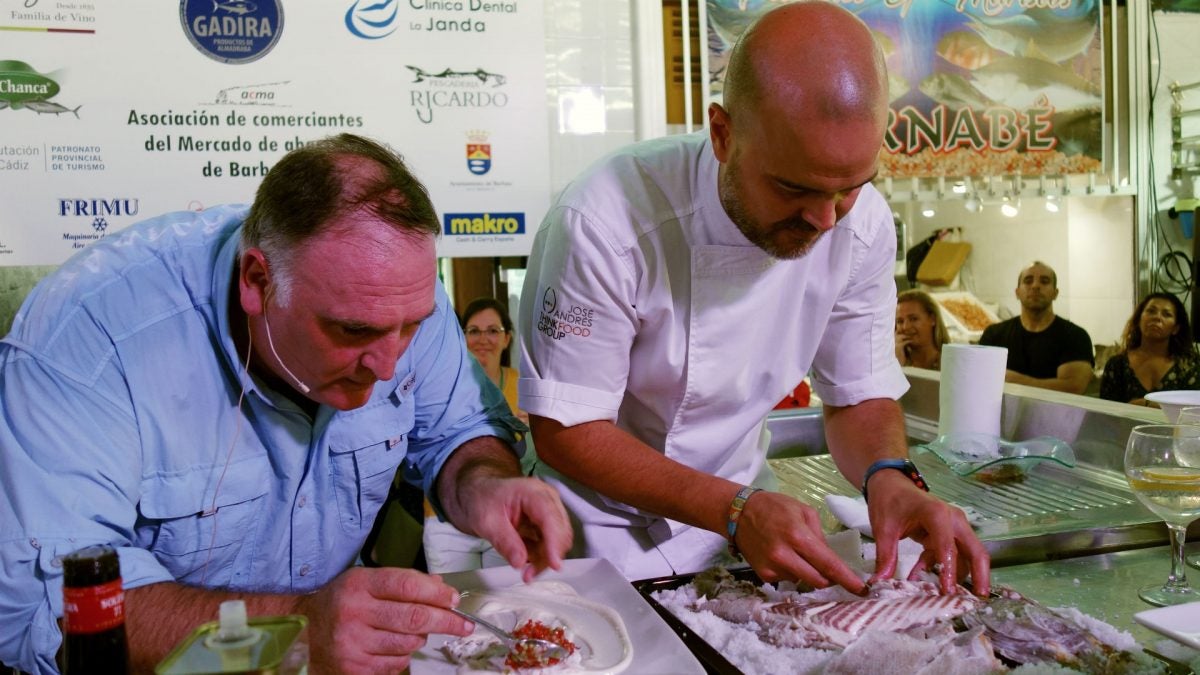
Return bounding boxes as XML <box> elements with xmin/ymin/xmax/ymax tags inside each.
<box><xmin>213</xmin><ymin>0</ymin><xmax>257</xmax><ymax>16</ymax></box>
<box><xmin>968</xmin><ymin>57</ymin><xmax>1101</xmax><ymax>113</ymax></box>
<box><xmin>919</xmin><ymin>72</ymin><xmax>995</xmax><ymax>110</ymax></box>
<box><xmin>0</xmin><ymin>60</ymin><xmax>80</xmax><ymax>117</ymax></box>
<box><xmin>967</xmin><ymin>9</ymin><xmax>1097</xmax><ymax>64</ymax></box>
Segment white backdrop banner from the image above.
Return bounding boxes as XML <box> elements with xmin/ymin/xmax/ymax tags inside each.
<box><xmin>0</xmin><ymin>0</ymin><xmax>549</xmax><ymax>265</ymax></box>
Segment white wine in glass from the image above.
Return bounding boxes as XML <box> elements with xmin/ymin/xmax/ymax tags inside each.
<box><xmin>1167</xmin><ymin>407</ymin><xmax>1200</xmax><ymax>571</ymax></box>
<box><xmin>1125</xmin><ymin>423</ymin><xmax>1200</xmax><ymax>606</ymax></box>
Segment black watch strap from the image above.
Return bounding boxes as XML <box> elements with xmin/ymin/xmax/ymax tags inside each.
<box><xmin>861</xmin><ymin>458</ymin><xmax>929</xmax><ymax>503</ymax></box>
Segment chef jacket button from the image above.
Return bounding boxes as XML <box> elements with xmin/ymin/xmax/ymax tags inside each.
<box><xmin>299</xmin><ymin>564</ymin><xmax>311</xmax><ymax>577</ymax></box>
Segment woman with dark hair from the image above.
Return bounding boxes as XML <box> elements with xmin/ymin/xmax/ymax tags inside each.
<box><xmin>458</xmin><ymin>297</ymin><xmax>526</xmax><ymax>423</ymax></box>
<box><xmin>1100</xmin><ymin>292</ymin><xmax>1200</xmax><ymax>405</ymax></box>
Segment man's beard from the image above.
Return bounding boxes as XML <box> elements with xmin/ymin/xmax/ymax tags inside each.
<box><xmin>718</xmin><ymin>161</ymin><xmax>824</xmax><ymax>260</ymax></box>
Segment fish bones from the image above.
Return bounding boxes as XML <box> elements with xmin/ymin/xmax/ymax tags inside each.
<box><xmin>696</xmin><ymin>576</ymin><xmax>981</xmax><ymax>650</ymax></box>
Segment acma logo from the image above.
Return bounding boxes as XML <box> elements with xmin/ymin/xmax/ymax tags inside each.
<box><xmin>443</xmin><ymin>212</ymin><xmax>524</xmax><ymax>236</ymax></box>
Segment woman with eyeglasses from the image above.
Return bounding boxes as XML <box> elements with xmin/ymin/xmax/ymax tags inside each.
<box><xmin>460</xmin><ymin>297</ymin><xmax>528</xmax><ymax>424</ymax></box>
<box><xmin>423</xmin><ymin>297</ymin><xmax>533</xmax><ymax>573</ymax></box>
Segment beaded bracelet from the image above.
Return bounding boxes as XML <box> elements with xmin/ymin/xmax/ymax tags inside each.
<box><xmin>725</xmin><ymin>485</ymin><xmax>763</xmax><ymax>558</ymax></box>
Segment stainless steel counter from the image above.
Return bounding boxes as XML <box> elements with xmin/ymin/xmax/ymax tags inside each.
<box><xmin>765</xmin><ymin>370</ymin><xmax>1194</xmax><ymax>566</ymax></box>
<box><xmin>992</xmin><ymin>541</ymin><xmax>1200</xmax><ymax>656</ymax></box>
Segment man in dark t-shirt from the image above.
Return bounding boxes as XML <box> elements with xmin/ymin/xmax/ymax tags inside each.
<box><xmin>979</xmin><ymin>261</ymin><xmax>1094</xmax><ymax>394</ymax></box>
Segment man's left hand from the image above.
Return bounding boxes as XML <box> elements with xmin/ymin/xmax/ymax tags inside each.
<box><xmin>461</xmin><ymin>475</ymin><xmax>573</xmax><ymax>582</ymax></box>
<box><xmin>865</xmin><ymin>470</ymin><xmax>990</xmax><ymax>595</ymax></box>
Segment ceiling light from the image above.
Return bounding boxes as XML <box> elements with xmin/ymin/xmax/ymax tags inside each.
<box><xmin>1001</xmin><ymin>201</ymin><xmax>1019</xmax><ymax>217</ymax></box>
<box><xmin>1044</xmin><ymin>195</ymin><xmax>1059</xmax><ymax>213</ymax></box>
<box><xmin>921</xmin><ymin>206</ymin><xmax>936</xmax><ymax>218</ymax></box>
<box><xmin>952</xmin><ymin>181</ymin><xmax>967</xmax><ymax>194</ymax></box>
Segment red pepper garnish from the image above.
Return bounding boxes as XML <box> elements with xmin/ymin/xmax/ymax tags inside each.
<box><xmin>503</xmin><ymin>619</ymin><xmax>578</xmax><ymax>670</ymax></box>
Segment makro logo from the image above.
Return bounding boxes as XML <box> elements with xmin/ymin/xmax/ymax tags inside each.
<box><xmin>345</xmin><ymin>0</ymin><xmax>398</xmax><ymax>39</ymax></box>
<box><xmin>444</xmin><ymin>212</ymin><xmax>524</xmax><ymax>236</ymax></box>
<box><xmin>0</xmin><ymin>60</ymin><xmax>80</xmax><ymax>117</ymax></box>
<box><xmin>180</xmin><ymin>0</ymin><xmax>284</xmax><ymax>65</ymax></box>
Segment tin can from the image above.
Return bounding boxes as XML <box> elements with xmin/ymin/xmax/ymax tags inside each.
<box><xmin>154</xmin><ymin>615</ymin><xmax>307</xmax><ymax>674</ymax></box>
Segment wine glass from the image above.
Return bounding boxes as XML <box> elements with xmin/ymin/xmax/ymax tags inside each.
<box><xmin>1169</xmin><ymin>407</ymin><xmax>1200</xmax><ymax>570</ymax></box>
<box><xmin>1124</xmin><ymin>423</ymin><xmax>1200</xmax><ymax>606</ymax></box>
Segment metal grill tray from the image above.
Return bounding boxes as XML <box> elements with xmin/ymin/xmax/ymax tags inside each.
<box><xmin>769</xmin><ymin>450</ymin><xmax>1169</xmax><ymax>566</ymax></box>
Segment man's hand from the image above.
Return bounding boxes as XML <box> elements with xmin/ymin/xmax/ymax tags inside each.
<box><xmin>864</xmin><ymin>470</ymin><xmax>990</xmax><ymax>595</ymax></box>
<box><xmin>437</xmin><ymin>436</ymin><xmax>572</xmax><ymax>582</ymax></box>
<box><xmin>458</xmin><ymin>475</ymin><xmax>573</xmax><ymax>582</ymax></box>
<box><xmin>297</xmin><ymin>567</ymin><xmax>471</xmax><ymax>674</ymax></box>
<box><xmin>733</xmin><ymin>490</ymin><xmax>866</xmax><ymax>593</ymax></box>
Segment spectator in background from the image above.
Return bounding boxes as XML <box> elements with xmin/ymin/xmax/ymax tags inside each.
<box><xmin>979</xmin><ymin>261</ymin><xmax>1094</xmax><ymax>394</ymax></box>
<box><xmin>1100</xmin><ymin>292</ymin><xmax>1200</xmax><ymax>405</ymax></box>
<box><xmin>895</xmin><ymin>289</ymin><xmax>949</xmax><ymax>370</ymax></box>
<box><xmin>460</xmin><ymin>297</ymin><xmax>528</xmax><ymax>425</ymax></box>
<box><xmin>424</xmin><ymin>297</ymin><xmax>536</xmax><ymax>573</ymax></box>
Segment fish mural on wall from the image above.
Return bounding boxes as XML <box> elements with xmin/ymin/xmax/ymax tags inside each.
<box><xmin>706</xmin><ymin>0</ymin><xmax>1104</xmax><ymax>178</ymax></box>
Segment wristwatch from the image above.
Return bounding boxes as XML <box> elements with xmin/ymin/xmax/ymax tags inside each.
<box><xmin>861</xmin><ymin>458</ymin><xmax>929</xmax><ymax>504</ymax></box>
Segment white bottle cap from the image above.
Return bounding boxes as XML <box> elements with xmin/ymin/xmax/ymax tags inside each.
<box><xmin>217</xmin><ymin>599</ymin><xmax>251</xmax><ymax>641</ymax></box>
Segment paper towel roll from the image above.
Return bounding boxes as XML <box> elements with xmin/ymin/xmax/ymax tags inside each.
<box><xmin>939</xmin><ymin>344</ymin><xmax>1008</xmax><ymax>439</ymax></box>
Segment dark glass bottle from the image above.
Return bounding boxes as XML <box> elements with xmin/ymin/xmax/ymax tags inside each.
<box><xmin>61</xmin><ymin>544</ymin><xmax>129</xmax><ymax>674</ymax></box>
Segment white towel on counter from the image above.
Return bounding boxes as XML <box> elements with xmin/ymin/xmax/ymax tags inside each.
<box><xmin>824</xmin><ymin>495</ymin><xmax>923</xmax><ymax>579</ymax></box>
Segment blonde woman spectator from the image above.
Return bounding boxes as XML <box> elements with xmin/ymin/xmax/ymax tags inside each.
<box><xmin>895</xmin><ymin>290</ymin><xmax>949</xmax><ymax>369</ymax></box>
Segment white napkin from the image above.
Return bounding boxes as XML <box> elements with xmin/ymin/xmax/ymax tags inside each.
<box><xmin>824</xmin><ymin>495</ymin><xmax>922</xmax><ymax>579</ymax></box>
<box><xmin>825</xmin><ymin>494</ymin><xmax>873</xmax><ymax>537</ymax></box>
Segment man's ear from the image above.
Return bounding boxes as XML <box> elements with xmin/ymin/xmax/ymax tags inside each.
<box><xmin>709</xmin><ymin>102</ymin><xmax>733</xmax><ymax>163</ymax></box>
<box><xmin>239</xmin><ymin>247</ymin><xmax>271</xmax><ymax>317</ymax></box>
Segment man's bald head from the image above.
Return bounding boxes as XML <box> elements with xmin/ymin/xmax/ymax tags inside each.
<box><xmin>722</xmin><ymin>1</ymin><xmax>888</xmax><ymax>126</ymax></box>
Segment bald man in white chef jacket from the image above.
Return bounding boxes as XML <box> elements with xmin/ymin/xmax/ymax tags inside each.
<box><xmin>518</xmin><ymin>1</ymin><xmax>989</xmax><ymax>595</ymax></box>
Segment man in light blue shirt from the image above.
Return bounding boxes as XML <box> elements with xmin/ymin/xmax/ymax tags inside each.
<box><xmin>0</xmin><ymin>134</ymin><xmax>572</xmax><ymax>673</ymax></box>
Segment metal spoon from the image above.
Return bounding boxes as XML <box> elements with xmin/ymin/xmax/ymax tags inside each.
<box><xmin>450</xmin><ymin>606</ymin><xmax>571</xmax><ymax>664</ymax></box>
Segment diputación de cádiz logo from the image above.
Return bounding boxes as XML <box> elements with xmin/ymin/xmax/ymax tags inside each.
<box><xmin>0</xmin><ymin>60</ymin><xmax>80</xmax><ymax>117</ymax></box>
<box><xmin>179</xmin><ymin>0</ymin><xmax>284</xmax><ymax>65</ymax></box>
<box><xmin>345</xmin><ymin>0</ymin><xmax>398</xmax><ymax>39</ymax></box>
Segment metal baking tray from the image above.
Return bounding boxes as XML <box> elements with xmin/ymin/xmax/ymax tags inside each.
<box><xmin>630</xmin><ymin>567</ymin><xmax>1195</xmax><ymax>675</ymax></box>
<box><xmin>631</xmin><ymin>567</ymin><xmax>759</xmax><ymax>675</ymax></box>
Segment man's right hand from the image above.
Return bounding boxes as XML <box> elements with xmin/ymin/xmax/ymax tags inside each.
<box><xmin>296</xmin><ymin>566</ymin><xmax>473</xmax><ymax>674</ymax></box>
<box><xmin>732</xmin><ymin>490</ymin><xmax>866</xmax><ymax>594</ymax></box>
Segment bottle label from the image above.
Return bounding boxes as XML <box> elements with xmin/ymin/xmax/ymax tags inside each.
<box><xmin>63</xmin><ymin>579</ymin><xmax>125</xmax><ymax>634</ymax></box>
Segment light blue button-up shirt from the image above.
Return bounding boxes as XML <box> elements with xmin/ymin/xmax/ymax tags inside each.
<box><xmin>0</xmin><ymin>205</ymin><xmax>521</xmax><ymax>673</ymax></box>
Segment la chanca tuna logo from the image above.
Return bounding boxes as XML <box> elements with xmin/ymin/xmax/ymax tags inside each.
<box><xmin>466</xmin><ymin>129</ymin><xmax>491</xmax><ymax>176</ymax></box>
<box><xmin>179</xmin><ymin>0</ymin><xmax>284</xmax><ymax>65</ymax></box>
<box><xmin>0</xmin><ymin>60</ymin><xmax>80</xmax><ymax>117</ymax></box>
<box><xmin>345</xmin><ymin>0</ymin><xmax>398</xmax><ymax>39</ymax></box>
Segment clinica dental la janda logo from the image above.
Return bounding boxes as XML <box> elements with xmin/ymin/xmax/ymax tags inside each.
<box><xmin>345</xmin><ymin>0</ymin><xmax>398</xmax><ymax>39</ymax></box>
<box><xmin>180</xmin><ymin>0</ymin><xmax>284</xmax><ymax>65</ymax></box>
<box><xmin>407</xmin><ymin>65</ymin><xmax>508</xmax><ymax>124</ymax></box>
<box><xmin>466</xmin><ymin>129</ymin><xmax>491</xmax><ymax>176</ymax></box>
<box><xmin>58</xmin><ymin>198</ymin><xmax>140</xmax><ymax>250</ymax></box>
<box><xmin>0</xmin><ymin>60</ymin><xmax>80</xmax><ymax>117</ymax></box>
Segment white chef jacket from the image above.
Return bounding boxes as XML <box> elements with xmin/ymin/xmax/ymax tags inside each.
<box><xmin>518</xmin><ymin>132</ymin><xmax>909</xmax><ymax>579</ymax></box>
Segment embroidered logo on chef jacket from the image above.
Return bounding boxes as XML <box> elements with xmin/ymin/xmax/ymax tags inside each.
<box><xmin>536</xmin><ymin>287</ymin><xmax>595</xmax><ymax>341</ymax></box>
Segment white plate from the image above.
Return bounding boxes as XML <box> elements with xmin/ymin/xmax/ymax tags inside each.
<box><xmin>1134</xmin><ymin>601</ymin><xmax>1200</xmax><ymax>650</ymax></box>
<box><xmin>410</xmin><ymin>558</ymin><xmax>705</xmax><ymax>674</ymax></box>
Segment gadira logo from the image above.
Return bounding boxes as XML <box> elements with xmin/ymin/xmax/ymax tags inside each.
<box><xmin>345</xmin><ymin>0</ymin><xmax>398</xmax><ymax>39</ymax></box>
<box><xmin>179</xmin><ymin>0</ymin><xmax>284</xmax><ymax>64</ymax></box>
<box><xmin>0</xmin><ymin>60</ymin><xmax>80</xmax><ymax>117</ymax></box>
